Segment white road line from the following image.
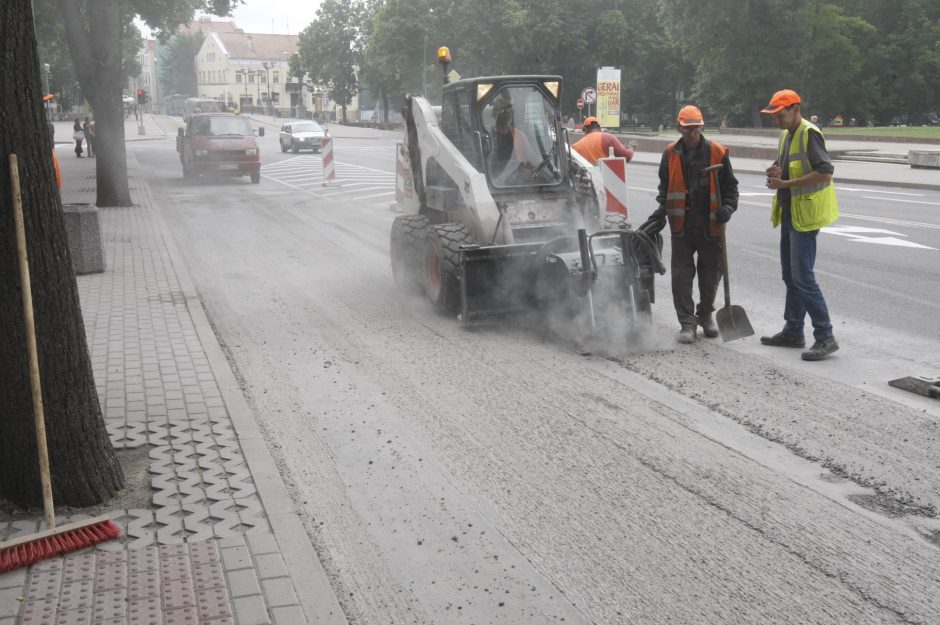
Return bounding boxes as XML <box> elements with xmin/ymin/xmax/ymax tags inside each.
<box><xmin>355</xmin><ymin>191</ymin><xmax>396</xmax><ymax>200</ymax></box>
<box><xmin>841</xmin><ymin>212</ymin><xmax>940</xmax><ymax>231</ymax></box>
<box><xmin>335</xmin><ymin>160</ymin><xmax>395</xmax><ymax>175</ymax></box>
<box><xmin>839</xmin><ymin>188</ymin><xmax>924</xmax><ymax>196</ymax></box>
<box><xmin>860</xmin><ymin>196</ymin><xmax>940</xmax><ymax>206</ymax></box>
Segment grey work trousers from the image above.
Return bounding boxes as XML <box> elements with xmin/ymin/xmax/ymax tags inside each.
<box><xmin>670</xmin><ymin>229</ymin><xmax>722</xmax><ymax>328</ymax></box>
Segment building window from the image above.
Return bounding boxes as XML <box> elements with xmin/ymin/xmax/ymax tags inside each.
<box><xmin>273</xmin><ymin>71</ymin><xmax>279</xmax><ymax>84</ymax></box>
<box><xmin>261</xmin><ymin>73</ymin><xmax>267</xmax><ymax>84</ymax></box>
<box><xmin>248</xmin><ymin>72</ymin><xmax>254</xmax><ymax>83</ymax></box>
<box><xmin>236</xmin><ymin>71</ymin><xmax>242</xmax><ymax>83</ymax></box>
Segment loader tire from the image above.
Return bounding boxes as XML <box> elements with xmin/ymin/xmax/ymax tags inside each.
<box><xmin>424</xmin><ymin>223</ymin><xmax>472</xmax><ymax>315</ymax></box>
<box><xmin>390</xmin><ymin>215</ymin><xmax>430</xmax><ymax>293</ymax></box>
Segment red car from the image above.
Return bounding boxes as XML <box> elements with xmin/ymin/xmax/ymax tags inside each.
<box><xmin>177</xmin><ymin>113</ymin><xmax>263</xmax><ymax>183</ymax></box>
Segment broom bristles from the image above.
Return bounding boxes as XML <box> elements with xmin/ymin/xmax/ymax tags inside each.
<box><xmin>0</xmin><ymin>518</ymin><xmax>121</xmax><ymax>573</ymax></box>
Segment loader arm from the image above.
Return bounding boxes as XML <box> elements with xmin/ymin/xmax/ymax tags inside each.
<box><xmin>405</xmin><ymin>95</ymin><xmax>512</xmax><ymax>244</ymax></box>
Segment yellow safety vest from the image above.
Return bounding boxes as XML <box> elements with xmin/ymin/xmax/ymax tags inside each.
<box><xmin>771</xmin><ymin>119</ymin><xmax>839</xmax><ymax>231</ymax></box>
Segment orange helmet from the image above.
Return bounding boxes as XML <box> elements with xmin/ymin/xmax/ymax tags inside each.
<box><xmin>582</xmin><ymin>116</ymin><xmax>600</xmax><ymax>130</ymax></box>
<box><xmin>676</xmin><ymin>105</ymin><xmax>704</xmax><ymax>127</ymax></box>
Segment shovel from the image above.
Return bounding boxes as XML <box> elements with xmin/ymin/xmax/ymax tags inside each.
<box><xmin>703</xmin><ymin>164</ymin><xmax>754</xmax><ymax>342</ymax></box>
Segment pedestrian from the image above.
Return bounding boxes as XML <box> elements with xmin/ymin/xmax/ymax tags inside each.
<box><xmin>83</xmin><ymin>116</ymin><xmax>96</xmax><ymax>158</ymax></box>
<box><xmin>72</xmin><ymin>118</ymin><xmax>84</xmax><ymax>158</ymax></box>
<box><xmin>645</xmin><ymin>105</ymin><xmax>739</xmax><ymax>344</ymax></box>
<box><xmin>572</xmin><ymin>117</ymin><xmax>635</xmax><ymax>165</ymax></box>
<box><xmin>761</xmin><ymin>89</ymin><xmax>840</xmax><ymax>360</ymax></box>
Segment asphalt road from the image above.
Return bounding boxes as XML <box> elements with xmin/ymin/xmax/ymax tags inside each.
<box><xmin>134</xmin><ymin>116</ymin><xmax>940</xmax><ymax>625</ymax></box>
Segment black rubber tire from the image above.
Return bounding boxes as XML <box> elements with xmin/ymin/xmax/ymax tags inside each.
<box><xmin>390</xmin><ymin>215</ymin><xmax>430</xmax><ymax>293</ymax></box>
<box><xmin>182</xmin><ymin>161</ymin><xmax>194</xmax><ymax>180</ymax></box>
<box><xmin>291</xmin><ymin>141</ymin><xmax>299</xmax><ymax>154</ymax></box>
<box><xmin>424</xmin><ymin>223</ymin><xmax>472</xmax><ymax>314</ymax></box>
<box><xmin>250</xmin><ymin>173</ymin><xmax>260</xmax><ymax>184</ymax></box>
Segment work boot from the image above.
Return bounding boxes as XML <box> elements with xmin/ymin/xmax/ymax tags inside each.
<box><xmin>698</xmin><ymin>314</ymin><xmax>719</xmax><ymax>338</ymax></box>
<box><xmin>677</xmin><ymin>326</ymin><xmax>696</xmax><ymax>344</ymax></box>
<box><xmin>760</xmin><ymin>331</ymin><xmax>806</xmax><ymax>348</ymax></box>
<box><xmin>801</xmin><ymin>337</ymin><xmax>839</xmax><ymax>361</ymax></box>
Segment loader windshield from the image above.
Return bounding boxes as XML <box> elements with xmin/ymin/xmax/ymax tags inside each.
<box><xmin>483</xmin><ymin>86</ymin><xmax>562</xmax><ymax>189</ymax></box>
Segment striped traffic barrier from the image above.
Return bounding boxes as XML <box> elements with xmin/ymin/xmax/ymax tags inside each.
<box><xmin>321</xmin><ymin>133</ymin><xmax>337</xmax><ymax>186</ymax></box>
<box><xmin>598</xmin><ymin>150</ymin><xmax>628</xmax><ymax>217</ymax></box>
<box><xmin>394</xmin><ymin>142</ymin><xmax>413</xmax><ymax>207</ymax></box>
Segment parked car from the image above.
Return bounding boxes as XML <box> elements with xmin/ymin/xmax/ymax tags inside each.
<box><xmin>176</xmin><ymin>113</ymin><xmax>263</xmax><ymax>183</ymax></box>
<box><xmin>279</xmin><ymin>121</ymin><xmax>326</xmax><ymax>153</ymax></box>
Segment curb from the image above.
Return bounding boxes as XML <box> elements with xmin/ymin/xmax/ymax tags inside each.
<box><xmin>127</xmin><ymin>150</ymin><xmax>349</xmax><ymax>625</ymax></box>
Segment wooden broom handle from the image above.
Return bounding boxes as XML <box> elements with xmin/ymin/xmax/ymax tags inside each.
<box><xmin>9</xmin><ymin>154</ymin><xmax>56</xmax><ymax>529</ymax></box>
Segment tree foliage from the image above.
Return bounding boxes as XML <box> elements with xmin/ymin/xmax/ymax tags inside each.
<box><xmin>352</xmin><ymin>0</ymin><xmax>939</xmax><ymax>127</ymax></box>
<box><xmin>158</xmin><ymin>31</ymin><xmax>205</xmax><ymax>97</ymax></box>
<box><xmin>292</xmin><ymin>0</ymin><xmax>370</xmax><ymax>123</ymax></box>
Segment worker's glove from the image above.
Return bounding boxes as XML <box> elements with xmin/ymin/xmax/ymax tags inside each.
<box><xmin>716</xmin><ymin>205</ymin><xmax>735</xmax><ymax>224</ymax></box>
<box><xmin>640</xmin><ymin>207</ymin><xmax>667</xmax><ymax>234</ymax></box>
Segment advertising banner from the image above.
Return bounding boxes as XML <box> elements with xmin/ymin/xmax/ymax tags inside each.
<box><xmin>596</xmin><ymin>67</ymin><xmax>621</xmax><ymax>129</ymax></box>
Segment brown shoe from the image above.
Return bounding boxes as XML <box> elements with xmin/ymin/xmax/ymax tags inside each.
<box><xmin>699</xmin><ymin>314</ymin><xmax>719</xmax><ymax>338</ymax></box>
<box><xmin>677</xmin><ymin>326</ymin><xmax>696</xmax><ymax>344</ymax></box>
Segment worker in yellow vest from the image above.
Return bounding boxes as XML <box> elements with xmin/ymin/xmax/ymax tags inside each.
<box><xmin>762</xmin><ymin>89</ymin><xmax>840</xmax><ymax>361</ymax></box>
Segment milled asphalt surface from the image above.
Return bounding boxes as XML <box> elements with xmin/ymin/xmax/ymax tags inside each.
<box><xmin>1</xmin><ymin>114</ymin><xmax>937</xmax><ymax>625</ymax></box>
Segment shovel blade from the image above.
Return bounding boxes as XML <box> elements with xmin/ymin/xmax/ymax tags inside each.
<box><xmin>716</xmin><ymin>304</ymin><xmax>754</xmax><ymax>342</ymax></box>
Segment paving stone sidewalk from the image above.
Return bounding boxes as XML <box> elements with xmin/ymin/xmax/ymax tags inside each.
<box><xmin>0</xmin><ymin>142</ymin><xmax>345</xmax><ymax>625</ymax></box>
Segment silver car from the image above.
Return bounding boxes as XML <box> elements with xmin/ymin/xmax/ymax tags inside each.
<box><xmin>279</xmin><ymin>121</ymin><xmax>326</xmax><ymax>153</ymax></box>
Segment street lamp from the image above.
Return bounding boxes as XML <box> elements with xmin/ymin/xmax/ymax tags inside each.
<box><xmin>42</xmin><ymin>63</ymin><xmax>51</xmax><ymax>120</ymax></box>
<box><xmin>262</xmin><ymin>62</ymin><xmax>271</xmax><ymax>105</ymax></box>
<box><xmin>240</xmin><ymin>70</ymin><xmax>249</xmax><ymax>108</ymax></box>
<box><xmin>254</xmin><ymin>70</ymin><xmax>261</xmax><ymax>109</ymax></box>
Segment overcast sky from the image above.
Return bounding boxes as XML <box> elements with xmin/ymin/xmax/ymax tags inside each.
<box><xmin>138</xmin><ymin>1</ymin><xmax>322</xmax><ymax>38</ymax></box>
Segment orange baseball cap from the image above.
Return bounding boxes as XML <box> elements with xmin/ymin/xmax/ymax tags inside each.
<box><xmin>676</xmin><ymin>105</ymin><xmax>704</xmax><ymax>127</ymax></box>
<box><xmin>42</xmin><ymin>93</ymin><xmax>55</xmax><ymax>101</ymax></box>
<box><xmin>582</xmin><ymin>116</ymin><xmax>600</xmax><ymax>129</ymax></box>
<box><xmin>761</xmin><ymin>89</ymin><xmax>801</xmax><ymax>114</ymax></box>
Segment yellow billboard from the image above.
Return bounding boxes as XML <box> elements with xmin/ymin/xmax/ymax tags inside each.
<box><xmin>596</xmin><ymin>67</ymin><xmax>621</xmax><ymax>129</ymax></box>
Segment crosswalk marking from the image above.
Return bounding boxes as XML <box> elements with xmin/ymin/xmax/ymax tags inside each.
<box><xmin>262</xmin><ymin>154</ymin><xmax>395</xmax><ymax>201</ymax></box>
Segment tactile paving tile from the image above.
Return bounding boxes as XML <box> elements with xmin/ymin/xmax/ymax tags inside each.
<box><xmin>191</xmin><ymin>561</ymin><xmax>225</xmax><ymax>591</ymax></box>
<box><xmin>59</xmin><ymin>579</ymin><xmax>94</xmax><ymax>611</ymax></box>
<box><xmin>187</xmin><ymin>540</ymin><xmax>219</xmax><ymax>566</ymax></box>
<box><xmin>94</xmin><ymin>561</ymin><xmax>127</xmax><ymax>592</ymax></box>
<box><xmin>127</xmin><ymin>569</ymin><xmax>160</xmax><ymax>600</ymax></box>
<box><xmin>159</xmin><ymin>543</ymin><xmax>189</xmax><ymax>559</ymax></box>
<box><xmin>26</xmin><ymin>566</ymin><xmax>63</xmax><ymax>599</ymax></box>
<box><xmin>127</xmin><ymin>596</ymin><xmax>162</xmax><ymax>625</ymax></box>
<box><xmin>127</xmin><ymin>546</ymin><xmax>159</xmax><ymax>573</ymax></box>
<box><xmin>159</xmin><ymin>555</ymin><xmax>192</xmax><ymax>582</ymax></box>
<box><xmin>92</xmin><ymin>587</ymin><xmax>127</xmax><ymax>622</ymax></box>
<box><xmin>163</xmin><ymin>606</ymin><xmax>198</xmax><ymax>625</ymax></box>
<box><xmin>56</xmin><ymin>606</ymin><xmax>93</xmax><ymax>625</ymax></box>
<box><xmin>18</xmin><ymin>596</ymin><xmax>58</xmax><ymax>624</ymax></box>
<box><xmin>162</xmin><ymin>577</ymin><xmax>196</xmax><ymax>610</ymax></box>
<box><xmin>62</xmin><ymin>554</ymin><xmax>96</xmax><ymax>583</ymax></box>
<box><xmin>194</xmin><ymin>586</ymin><xmax>233</xmax><ymax>620</ymax></box>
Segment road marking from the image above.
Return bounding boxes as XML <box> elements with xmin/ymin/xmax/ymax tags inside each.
<box><xmin>839</xmin><ymin>187</ymin><xmax>924</xmax><ymax>196</ymax></box>
<box><xmin>861</xmin><ymin>196</ymin><xmax>940</xmax><ymax>206</ymax></box>
<box><xmin>841</xmin><ymin>212</ymin><xmax>940</xmax><ymax>231</ymax></box>
<box><xmin>821</xmin><ymin>225</ymin><xmax>936</xmax><ymax>249</ymax></box>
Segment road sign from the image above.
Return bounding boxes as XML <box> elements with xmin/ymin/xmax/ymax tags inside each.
<box><xmin>576</xmin><ymin>98</ymin><xmax>585</xmax><ymax>110</ymax></box>
<box><xmin>581</xmin><ymin>87</ymin><xmax>597</xmax><ymax>104</ymax></box>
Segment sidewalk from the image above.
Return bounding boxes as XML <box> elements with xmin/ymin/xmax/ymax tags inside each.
<box><xmin>0</xmin><ymin>128</ymin><xmax>346</xmax><ymax>624</ymax></box>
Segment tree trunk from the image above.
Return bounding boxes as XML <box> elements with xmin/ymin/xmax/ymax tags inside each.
<box><xmin>58</xmin><ymin>0</ymin><xmax>131</xmax><ymax>207</ymax></box>
<box><xmin>382</xmin><ymin>92</ymin><xmax>389</xmax><ymax>123</ymax></box>
<box><xmin>1</xmin><ymin>0</ymin><xmax>124</xmax><ymax>507</ymax></box>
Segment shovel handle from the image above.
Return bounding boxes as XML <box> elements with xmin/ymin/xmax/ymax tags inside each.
<box><xmin>706</xmin><ymin>165</ymin><xmax>732</xmax><ymax>308</ymax></box>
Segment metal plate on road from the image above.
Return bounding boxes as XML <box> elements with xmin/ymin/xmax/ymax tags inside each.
<box><xmin>581</xmin><ymin>88</ymin><xmax>597</xmax><ymax>104</ymax></box>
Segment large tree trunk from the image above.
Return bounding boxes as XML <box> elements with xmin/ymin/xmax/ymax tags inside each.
<box><xmin>58</xmin><ymin>0</ymin><xmax>131</xmax><ymax>207</ymax></box>
<box><xmin>0</xmin><ymin>0</ymin><xmax>124</xmax><ymax>507</ymax></box>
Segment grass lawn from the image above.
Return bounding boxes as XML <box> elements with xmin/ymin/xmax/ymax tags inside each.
<box><xmin>824</xmin><ymin>126</ymin><xmax>940</xmax><ymax>139</ymax></box>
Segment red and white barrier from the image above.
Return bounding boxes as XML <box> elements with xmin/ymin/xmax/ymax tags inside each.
<box><xmin>598</xmin><ymin>153</ymin><xmax>628</xmax><ymax>217</ymax></box>
<box><xmin>394</xmin><ymin>142</ymin><xmax>413</xmax><ymax>206</ymax></box>
<box><xmin>321</xmin><ymin>133</ymin><xmax>336</xmax><ymax>186</ymax></box>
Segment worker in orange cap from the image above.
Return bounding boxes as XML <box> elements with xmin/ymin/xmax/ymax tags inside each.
<box><xmin>43</xmin><ymin>93</ymin><xmax>62</xmax><ymax>189</ymax></box>
<box><xmin>760</xmin><ymin>88</ymin><xmax>839</xmax><ymax>360</ymax></box>
<box><xmin>645</xmin><ymin>105</ymin><xmax>738</xmax><ymax>344</ymax></box>
<box><xmin>571</xmin><ymin>117</ymin><xmax>635</xmax><ymax>165</ymax></box>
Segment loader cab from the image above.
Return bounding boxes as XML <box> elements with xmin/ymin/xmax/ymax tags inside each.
<box><xmin>440</xmin><ymin>76</ymin><xmax>566</xmax><ymax>191</ymax></box>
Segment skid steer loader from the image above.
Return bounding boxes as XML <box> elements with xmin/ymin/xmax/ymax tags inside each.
<box><xmin>390</xmin><ymin>50</ymin><xmax>664</xmax><ymax>336</ymax></box>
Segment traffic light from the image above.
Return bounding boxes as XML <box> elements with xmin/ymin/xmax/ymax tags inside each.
<box><xmin>137</xmin><ymin>88</ymin><xmax>146</xmax><ymax>105</ymax></box>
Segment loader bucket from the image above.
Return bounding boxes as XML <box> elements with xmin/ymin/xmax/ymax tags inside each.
<box><xmin>459</xmin><ymin>243</ymin><xmax>544</xmax><ymax>323</ymax></box>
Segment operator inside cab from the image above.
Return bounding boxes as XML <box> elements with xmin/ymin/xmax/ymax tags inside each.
<box><xmin>490</xmin><ymin>96</ymin><xmax>533</xmax><ymax>177</ymax></box>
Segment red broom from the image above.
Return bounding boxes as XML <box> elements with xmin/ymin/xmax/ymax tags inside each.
<box><xmin>0</xmin><ymin>154</ymin><xmax>121</xmax><ymax>573</ymax></box>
